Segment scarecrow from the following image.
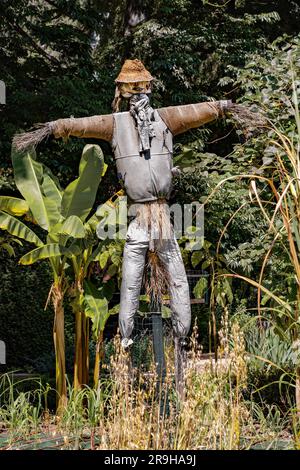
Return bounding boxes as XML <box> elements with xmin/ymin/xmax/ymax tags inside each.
<box><xmin>14</xmin><ymin>59</ymin><xmax>234</xmax><ymax>349</ymax></box>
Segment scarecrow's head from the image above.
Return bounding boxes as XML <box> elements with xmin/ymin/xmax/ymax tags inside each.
<box><xmin>113</xmin><ymin>59</ymin><xmax>153</xmax><ymax>111</ymax></box>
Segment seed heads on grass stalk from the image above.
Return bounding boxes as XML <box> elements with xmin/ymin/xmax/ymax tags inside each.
<box><xmin>0</xmin><ymin>331</ymin><xmax>294</xmax><ymax>449</ymax></box>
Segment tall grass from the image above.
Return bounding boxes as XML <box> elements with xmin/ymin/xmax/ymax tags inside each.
<box><xmin>202</xmin><ymin>77</ymin><xmax>300</xmax><ymax>418</ymax></box>
<box><xmin>0</xmin><ymin>329</ymin><xmax>294</xmax><ymax>450</ymax></box>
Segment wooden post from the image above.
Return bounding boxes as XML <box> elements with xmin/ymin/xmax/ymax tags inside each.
<box><xmin>151</xmin><ymin>302</ymin><xmax>169</xmax><ymax>416</ymax></box>
<box><xmin>174</xmin><ymin>336</ymin><xmax>186</xmax><ymax>401</ymax></box>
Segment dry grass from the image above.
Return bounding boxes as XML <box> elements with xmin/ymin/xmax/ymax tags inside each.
<box><xmin>228</xmin><ymin>103</ymin><xmax>267</xmax><ymax>139</ymax></box>
<box><xmin>1</xmin><ymin>324</ymin><xmax>294</xmax><ymax>450</ymax></box>
<box><xmin>59</xmin><ymin>326</ymin><xmax>295</xmax><ymax>449</ymax></box>
<box><xmin>203</xmin><ymin>84</ymin><xmax>300</xmax><ymax>415</ymax></box>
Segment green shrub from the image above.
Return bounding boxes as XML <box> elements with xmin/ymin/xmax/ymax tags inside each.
<box><xmin>0</xmin><ymin>245</ymin><xmax>74</xmax><ymax>375</ymax></box>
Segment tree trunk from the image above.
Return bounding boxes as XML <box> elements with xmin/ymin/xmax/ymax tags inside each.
<box><xmin>94</xmin><ymin>330</ymin><xmax>104</xmax><ymax>389</ymax></box>
<box><xmin>123</xmin><ymin>0</ymin><xmax>146</xmax><ymax>36</ymax></box>
<box><xmin>74</xmin><ymin>310</ymin><xmax>90</xmax><ymax>389</ymax></box>
<box><xmin>74</xmin><ymin>310</ymin><xmax>82</xmax><ymax>390</ymax></box>
<box><xmin>82</xmin><ymin>313</ymin><xmax>89</xmax><ymax>387</ymax></box>
<box><xmin>52</xmin><ymin>283</ymin><xmax>67</xmax><ymax>413</ymax></box>
<box><xmin>121</xmin><ymin>0</ymin><xmax>147</xmax><ymax>59</ymax></box>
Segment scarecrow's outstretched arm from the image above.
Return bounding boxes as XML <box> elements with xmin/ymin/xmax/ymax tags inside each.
<box><xmin>158</xmin><ymin>100</ymin><xmax>232</xmax><ymax>136</ymax></box>
<box><xmin>13</xmin><ymin>114</ymin><xmax>114</xmax><ymax>151</ymax></box>
<box><xmin>53</xmin><ymin>114</ymin><xmax>113</xmax><ymax>141</ymax></box>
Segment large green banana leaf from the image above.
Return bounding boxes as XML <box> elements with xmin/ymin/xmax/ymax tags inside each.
<box><xmin>85</xmin><ymin>242</ymin><xmax>103</xmax><ymax>267</ymax></box>
<box><xmin>46</xmin><ymin>221</ymin><xmax>64</xmax><ymax>244</ymax></box>
<box><xmin>85</xmin><ymin>191</ymin><xmax>124</xmax><ymax>232</ymax></box>
<box><xmin>43</xmin><ymin>165</ymin><xmax>63</xmax><ymax>191</ymax></box>
<box><xmin>95</xmin><ymin>193</ymin><xmax>127</xmax><ymax>240</ymax></box>
<box><xmin>61</xmin><ymin>144</ymin><xmax>104</xmax><ymax>222</ymax></box>
<box><xmin>59</xmin><ymin>215</ymin><xmax>86</xmax><ymax>238</ymax></box>
<box><xmin>42</xmin><ymin>174</ymin><xmax>62</xmax><ymax>212</ymax></box>
<box><xmin>12</xmin><ymin>148</ymin><xmax>61</xmax><ymax>231</ymax></box>
<box><xmin>46</xmin><ymin>217</ymin><xmax>86</xmax><ymax>246</ymax></box>
<box><xmin>82</xmin><ymin>280</ymin><xmax>109</xmax><ymax>337</ymax></box>
<box><xmin>0</xmin><ymin>211</ymin><xmax>43</xmax><ymax>246</ymax></box>
<box><xmin>0</xmin><ymin>196</ymin><xmax>29</xmax><ymax>216</ymax></box>
<box><xmin>85</xmin><ymin>213</ymin><xmax>102</xmax><ymax>232</ymax></box>
<box><xmin>19</xmin><ymin>242</ymin><xmax>82</xmax><ymax>265</ymax></box>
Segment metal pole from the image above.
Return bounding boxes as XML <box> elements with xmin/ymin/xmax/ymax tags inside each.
<box><xmin>151</xmin><ymin>300</ymin><xmax>169</xmax><ymax>416</ymax></box>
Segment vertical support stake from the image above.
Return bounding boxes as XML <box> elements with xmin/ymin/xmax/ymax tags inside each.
<box><xmin>174</xmin><ymin>336</ymin><xmax>186</xmax><ymax>402</ymax></box>
<box><xmin>151</xmin><ymin>304</ymin><xmax>169</xmax><ymax>416</ymax></box>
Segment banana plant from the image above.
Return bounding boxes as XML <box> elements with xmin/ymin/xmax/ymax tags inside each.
<box><xmin>68</xmin><ymin>192</ymin><xmax>126</xmax><ymax>390</ymax></box>
<box><xmin>1</xmin><ymin>144</ymin><xmax>105</xmax><ymax>410</ymax></box>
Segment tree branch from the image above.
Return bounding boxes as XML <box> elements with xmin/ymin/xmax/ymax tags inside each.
<box><xmin>4</xmin><ymin>16</ymin><xmax>62</xmax><ymax>68</ymax></box>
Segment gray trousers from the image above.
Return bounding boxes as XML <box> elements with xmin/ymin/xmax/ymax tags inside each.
<box><xmin>119</xmin><ymin>219</ymin><xmax>191</xmax><ymax>340</ymax></box>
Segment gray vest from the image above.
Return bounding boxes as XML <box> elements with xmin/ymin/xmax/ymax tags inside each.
<box><xmin>112</xmin><ymin>110</ymin><xmax>173</xmax><ymax>203</ymax></box>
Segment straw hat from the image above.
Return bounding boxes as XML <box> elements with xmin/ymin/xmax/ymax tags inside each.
<box><xmin>115</xmin><ymin>59</ymin><xmax>154</xmax><ymax>83</ymax></box>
